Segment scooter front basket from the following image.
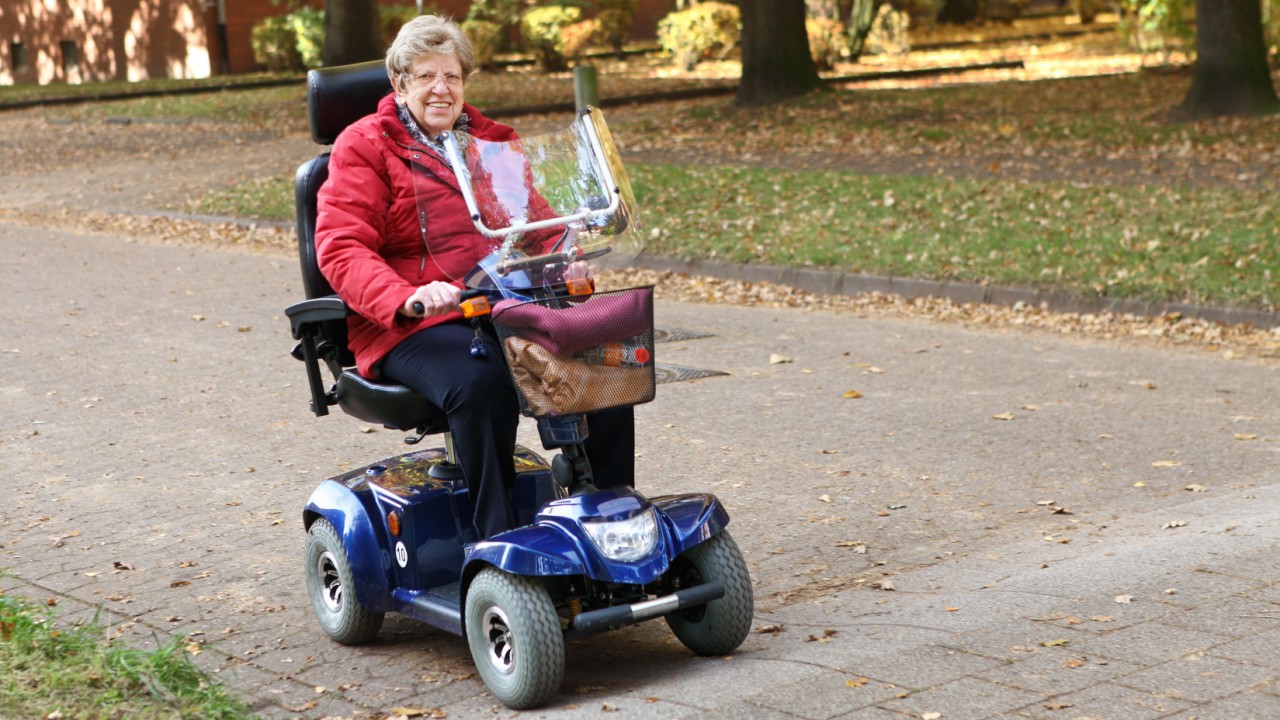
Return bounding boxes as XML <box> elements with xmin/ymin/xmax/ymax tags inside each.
<box><xmin>491</xmin><ymin>286</ymin><xmax>655</xmax><ymax>418</ymax></box>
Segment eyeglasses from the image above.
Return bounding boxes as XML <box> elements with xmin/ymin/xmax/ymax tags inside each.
<box><xmin>402</xmin><ymin>70</ymin><xmax>464</xmax><ymax>89</ymax></box>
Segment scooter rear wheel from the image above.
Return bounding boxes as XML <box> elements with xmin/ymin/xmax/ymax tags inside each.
<box><xmin>465</xmin><ymin>567</ymin><xmax>565</xmax><ymax>709</ymax></box>
<box><xmin>304</xmin><ymin>518</ymin><xmax>384</xmax><ymax>645</ymax></box>
<box><xmin>665</xmin><ymin>530</ymin><xmax>754</xmax><ymax>656</ymax></box>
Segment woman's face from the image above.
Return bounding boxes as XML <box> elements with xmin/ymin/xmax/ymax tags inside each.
<box><xmin>397</xmin><ymin>53</ymin><xmax>465</xmax><ymax>136</ymax></box>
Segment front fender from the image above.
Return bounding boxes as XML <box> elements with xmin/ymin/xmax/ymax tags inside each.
<box><xmin>653</xmin><ymin>493</ymin><xmax>730</xmax><ymax>556</ymax></box>
<box><xmin>463</xmin><ymin>523</ymin><xmax>585</xmax><ymax>581</ymax></box>
<box><xmin>303</xmin><ymin>479</ymin><xmax>394</xmax><ymax>613</ymax></box>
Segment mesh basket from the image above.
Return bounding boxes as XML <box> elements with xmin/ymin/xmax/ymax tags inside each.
<box><xmin>491</xmin><ymin>286</ymin><xmax>656</xmax><ymax>418</ymax></box>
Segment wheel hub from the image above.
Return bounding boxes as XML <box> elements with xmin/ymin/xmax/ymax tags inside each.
<box><xmin>317</xmin><ymin>550</ymin><xmax>343</xmax><ymax>613</ymax></box>
<box><xmin>480</xmin><ymin>606</ymin><xmax>516</xmax><ymax>675</ymax></box>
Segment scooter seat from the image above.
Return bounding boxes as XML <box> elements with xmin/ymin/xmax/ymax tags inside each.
<box><xmin>335</xmin><ymin>370</ymin><xmax>450</xmax><ymax>433</ymax></box>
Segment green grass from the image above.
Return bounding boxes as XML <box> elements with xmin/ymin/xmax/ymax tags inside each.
<box><xmin>0</xmin><ymin>588</ymin><xmax>252</xmax><ymax>720</ymax></box>
<box><xmin>631</xmin><ymin>164</ymin><xmax>1278</xmax><ymax>309</ymax></box>
<box><xmin>187</xmin><ymin>175</ymin><xmax>297</xmax><ymax>221</ymax></box>
<box><xmin>203</xmin><ymin>160</ymin><xmax>1279</xmax><ymax>310</ymax></box>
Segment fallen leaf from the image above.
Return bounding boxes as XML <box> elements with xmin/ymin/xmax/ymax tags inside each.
<box><xmin>843</xmin><ymin>389</ymin><xmax>864</xmax><ymax>399</ymax></box>
<box><xmin>818</xmin><ymin>494</ymin><xmax>832</xmax><ymax>503</ymax></box>
<box><xmin>769</xmin><ymin>353</ymin><xmax>792</xmax><ymax>364</ymax></box>
<box><xmin>874</xmin><ymin>579</ymin><xmax>896</xmax><ymax>591</ymax></box>
<box><xmin>754</xmin><ymin>624</ymin><xmax>783</xmax><ymax>634</ymax></box>
<box><xmin>1185</xmin><ymin>484</ymin><xmax>1207</xmax><ymax>492</ymax></box>
<box><xmin>992</xmin><ymin>412</ymin><xmax>1015</xmax><ymax>420</ymax></box>
<box><xmin>1090</xmin><ymin>615</ymin><xmax>1115</xmax><ymax>622</ymax></box>
<box><xmin>922</xmin><ymin>713</ymin><xmax>943</xmax><ymax>720</ymax></box>
<box><xmin>1044</xmin><ymin>701</ymin><xmax>1075</xmax><ymax>710</ymax></box>
<box><xmin>1061</xmin><ymin>657</ymin><xmax>1085</xmax><ymax>668</ymax></box>
<box><xmin>285</xmin><ymin>700</ymin><xmax>318</xmax><ymax>712</ymax></box>
<box><xmin>1041</xmin><ymin>638</ymin><xmax>1069</xmax><ymax>647</ymax></box>
<box><xmin>1152</xmin><ymin>460</ymin><xmax>1182</xmax><ymax>467</ymax></box>
<box><xmin>846</xmin><ymin>677</ymin><xmax>869</xmax><ymax>687</ymax></box>
<box><xmin>1162</xmin><ymin>519</ymin><xmax>1187</xmax><ymax>529</ymax></box>
<box><xmin>1114</xmin><ymin>594</ymin><xmax>1133</xmax><ymax>604</ymax></box>
<box><xmin>602</xmin><ymin>704</ymin><xmax>618</xmax><ymax>712</ymax></box>
<box><xmin>1235</xmin><ymin>433</ymin><xmax>1258</xmax><ymax>440</ymax></box>
<box><xmin>113</xmin><ymin>561</ymin><xmax>134</xmax><ymax>571</ymax></box>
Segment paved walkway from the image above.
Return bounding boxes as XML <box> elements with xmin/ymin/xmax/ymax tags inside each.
<box><xmin>4</xmin><ymin>220</ymin><xmax>1279</xmax><ymax>718</ymax></box>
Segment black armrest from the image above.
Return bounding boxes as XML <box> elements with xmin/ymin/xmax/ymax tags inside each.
<box><xmin>286</xmin><ymin>295</ymin><xmax>349</xmax><ymax>339</ymax></box>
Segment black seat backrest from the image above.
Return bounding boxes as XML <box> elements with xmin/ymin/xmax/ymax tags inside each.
<box><xmin>296</xmin><ymin>60</ymin><xmax>393</xmax><ymax>302</ymax></box>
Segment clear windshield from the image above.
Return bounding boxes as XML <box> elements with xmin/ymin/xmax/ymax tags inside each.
<box><xmin>416</xmin><ymin>108</ymin><xmax>642</xmax><ymax>298</ymax></box>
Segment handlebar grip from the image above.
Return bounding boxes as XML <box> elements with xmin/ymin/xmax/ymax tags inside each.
<box><xmin>412</xmin><ymin>301</ymin><xmax>425</xmax><ymax>315</ymax></box>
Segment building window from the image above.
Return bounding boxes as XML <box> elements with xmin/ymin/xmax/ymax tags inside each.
<box><xmin>10</xmin><ymin>41</ymin><xmax>27</xmax><ymax>73</ymax></box>
<box><xmin>60</xmin><ymin>40</ymin><xmax>79</xmax><ymax>75</ymax></box>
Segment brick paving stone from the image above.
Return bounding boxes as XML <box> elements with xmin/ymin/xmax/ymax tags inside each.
<box><xmin>1014</xmin><ymin>682</ymin><xmax>1194</xmax><ymax>720</ymax></box>
<box><xmin>1068</xmin><ymin>621</ymin><xmax>1235</xmax><ymax>666</ymax></box>
<box><xmin>978</xmin><ymin>648</ymin><xmax>1140</xmax><ymax>696</ymax></box>
<box><xmin>1112</xmin><ymin>653</ymin><xmax>1279</xmax><ymax>704</ymax></box>
<box><xmin>878</xmin><ymin>677</ymin><xmax>1042</xmax><ymax>720</ymax></box>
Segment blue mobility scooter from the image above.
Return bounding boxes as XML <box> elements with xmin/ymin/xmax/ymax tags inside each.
<box><xmin>285</xmin><ymin>62</ymin><xmax>753</xmax><ymax>709</ymax></box>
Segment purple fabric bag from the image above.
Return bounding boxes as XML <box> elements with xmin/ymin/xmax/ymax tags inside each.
<box><xmin>492</xmin><ymin>288</ymin><xmax>651</xmax><ymax>356</ymax></box>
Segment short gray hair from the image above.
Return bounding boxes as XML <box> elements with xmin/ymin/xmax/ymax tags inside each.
<box><xmin>386</xmin><ymin>15</ymin><xmax>476</xmax><ymax>90</ymax></box>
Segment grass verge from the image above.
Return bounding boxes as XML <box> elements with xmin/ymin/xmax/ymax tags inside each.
<box><xmin>0</xmin><ymin>587</ymin><xmax>251</xmax><ymax>720</ymax></box>
<box><xmin>192</xmin><ymin>160</ymin><xmax>1278</xmax><ymax>311</ymax></box>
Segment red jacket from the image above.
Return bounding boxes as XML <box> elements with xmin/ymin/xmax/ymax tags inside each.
<box><xmin>315</xmin><ymin>94</ymin><xmax>518</xmax><ymax>378</ymax></box>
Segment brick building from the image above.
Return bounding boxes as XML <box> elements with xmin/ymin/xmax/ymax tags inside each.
<box><xmin>1</xmin><ymin>0</ymin><xmax>677</xmax><ymax>86</ymax></box>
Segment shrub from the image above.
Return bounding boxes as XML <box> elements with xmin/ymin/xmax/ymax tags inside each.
<box><xmin>251</xmin><ymin>16</ymin><xmax>303</xmax><ymax>72</ymax></box>
<box><xmin>250</xmin><ymin>6</ymin><xmax>324</xmax><ymax>72</ymax></box>
<box><xmin>521</xmin><ymin>6</ymin><xmax>584</xmax><ymax>71</ymax></box>
<box><xmin>461</xmin><ymin>18</ymin><xmax>504</xmax><ymax>68</ymax></box>
<box><xmin>381</xmin><ymin>5</ymin><xmax>442</xmax><ymax>47</ymax></box>
<box><xmin>597</xmin><ymin>0</ymin><xmax>636</xmax><ymax>57</ymax></box>
<box><xmin>864</xmin><ymin>4</ymin><xmax>910</xmax><ymax>57</ymax></box>
<box><xmin>656</xmin><ymin>2</ymin><xmax>741</xmax><ymax>72</ymax></box>
<box><xmin>289</xmin><ymin>6</ymin><xmax>325</xmax><ymax>69</ymax></box>
<box><xmin>1117</xmin><ymin>0</ymin><xmax>1194</xmax><ymax>61</ymax></box>
<box><xmin>560</xmin><ymin>19</ymin><xmax>602</xmax><ymax>63</ymax></box>
<box><xmin>806</xmin><ymin>17</ymin><xmax>848</xmax><ymax>71</ymax></box>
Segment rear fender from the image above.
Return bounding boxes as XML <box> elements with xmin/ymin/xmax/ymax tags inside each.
<box><xmin>303</xmin><ymin>479</ymin><xmax>394</xmax><ymax>612</ymax></box>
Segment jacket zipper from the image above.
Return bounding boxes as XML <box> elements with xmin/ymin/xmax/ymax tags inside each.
<box><xmin>418</xmin><ymin>207</ymin><xmax>428</xmax><ymax>275</ymax></box>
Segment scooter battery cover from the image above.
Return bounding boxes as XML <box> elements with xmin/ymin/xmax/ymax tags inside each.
<box><xmin>492</xmin><ymin>286</ymin><xmax>655</xmax><ymax>417</ymax></box>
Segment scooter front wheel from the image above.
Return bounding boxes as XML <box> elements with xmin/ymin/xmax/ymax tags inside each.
<box><xmin>665</xmin><ymin>530</ymin><xmax>754</xmax><ymax>656</ymax></box>
<box><xmin>304</xmin><ymin>518</ymin><xmax>384</xmax><ymax>645</ymax></box>
<box><xmin>465</xmin><ymin>567</ymin><xmax>564</xmax><ymax>709</ymax></box>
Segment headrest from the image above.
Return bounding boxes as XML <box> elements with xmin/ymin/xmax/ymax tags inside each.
<box><xmin>307</xmin><ymin>60</ymin><xmax>394</xmax><ymax>145</ymax></box>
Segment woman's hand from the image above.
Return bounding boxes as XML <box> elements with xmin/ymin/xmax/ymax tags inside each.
<box><xmin>564</xmin><ymin>260</ymin><xmax>593</xmax><ymax>282</ymax></box>
<box><xmin>402</xmin><ymin>281</ymin><xmax>462</xmax><ymax>317</ymax></box>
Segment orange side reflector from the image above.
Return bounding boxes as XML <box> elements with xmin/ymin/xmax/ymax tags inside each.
<box><xmin>387</xmin><ymin>510</ymin><xmax>401</xmax><ymax>537</ymax></box>
<box><xmin>566</xmin><ymin>278</ymin><xmax>595</xmax><ymax>296</ymax></box>
<box><xmin>461</xmin><ymin>296</ymin><xmax>491</xmax><ymax>318</ymax></box>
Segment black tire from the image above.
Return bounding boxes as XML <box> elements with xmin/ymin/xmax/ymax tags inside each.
<box><xmin>304</xmin><ymin>518</ymin><xmax>384</xmax><ymax>645</ymax></box>
<box><xmin>464</xmin><ymin>567</ymin><xmax>564</xmax><ymax>709</ymax></box>
<box><xmin>665</xmin><ymin>530</ymin><xmax>754</xmax><ymax>656</ymax></box>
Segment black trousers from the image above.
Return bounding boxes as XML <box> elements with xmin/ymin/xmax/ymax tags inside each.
<box><xmin>382</xmin><ymin>321</ymin><xmax>635</xmax><ymax>540</ymax></box>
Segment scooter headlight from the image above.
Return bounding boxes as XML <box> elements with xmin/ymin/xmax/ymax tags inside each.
<box><xmin>583</xmin><ymin>509</ymin><xmax>658</xmax><ymax>562</ymax></box>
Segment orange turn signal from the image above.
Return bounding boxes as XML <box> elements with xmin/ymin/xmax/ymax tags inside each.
<box><xmin>566</xmin><ymin>277</ymin><xmax>594</xmax><ymax>296</ymax></box>
<box><xmin>461</xmin><ymin>296</ymin><xmax>492</xmax><ymax>318</ymax></box>
<box><xmin>387</xmin><ymin>510</ymin><xmax>401</xmax><ymax>537</ymax></box>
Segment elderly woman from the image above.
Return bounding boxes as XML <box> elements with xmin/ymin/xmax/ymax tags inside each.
<box><xmin>315</xmin><ymin>15</ymin><xmax>634</xmax><ymax>541</ymax></box>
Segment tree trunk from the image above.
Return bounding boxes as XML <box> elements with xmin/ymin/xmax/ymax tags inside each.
<box><xmin>1175</xmin><ymin>0</ymin><xmax>1279</xmax><ymax>119</ymax></box>
<box><xmin>847</xmin><ymin>0</ymin><xmax>885</xmax><ymax>60</ymax></box>
<box><xmin>736</xmin><ymin>0</ymin><xmax>821</xmax><ymax>107</ymax></box>
<box><xmin>322</xmin><ymin>0</ymin><xmax>384</xmax><ymax>68</ymax></box>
